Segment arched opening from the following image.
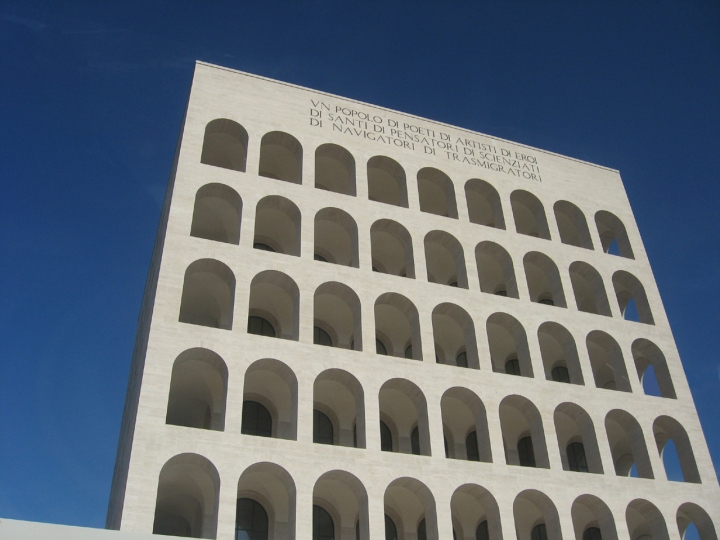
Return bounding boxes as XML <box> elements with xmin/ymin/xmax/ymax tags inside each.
<box><xmin>571</xmin><ymin>495</ymin><xmax>619</xmax><ymax>540</ymax></box>
<box><xmin>313</xmin><ymin>369</ymin><xmax>365</xmax><ymax>448</ymax></box>
<box><xmin>554</xmin><ymin>201</ymin><xmax>593</xmax><ymax>249</ymax></box>
<box><xmin>626</xmin><ymin>499</ymin><xmax>669</xmax><ymax>540</ymax></box>
<box><xmin>499</xmin><ymin>395</ymin><xmax>550</xmax><ymax>468</ymax></box>
<box><xmin>417</xmin><ymin>167</ymin><xmax>458</xmax><ymax>218</ymax></box>
<box><xmin>424</xmin><ymin>230</ymin><xmax>468</xmax><ymax>288</ymax></box>
<box><xmin>190</xmin><ymin>183</ymin><xmax>242</xmax><ymax>244</ymax></box>
<box><xmin>313</xmin><ymin>471</ymin><xmax>368</xmax><ymax>540</ymax></box>
<box><xmin>253</xmin><ymin>196</ymin><xmax>301</xmax><ymax>256</ymax></box>
<box><xmin>248</xmin><ymin>271</ymin><xmax>300</xmax><ymax>341</ymax></box>
<box><xmin>486</xmin><ymin>313</ymin><xmax>533</xmax><ymax>377</ymax></box>
<box><xmin>451</xmin><ymin>484</ymin><xmax>502</xmax><ymax>540</ymax></box>
<box><xmin>379</xmin><ymin>379</ymin><xmax>431</xmax><ymax>456</ymax></box>
<box><xmin>653</xmin><ymin>416</ymin><xmax>701</xmax><ymax>483</ymax></box>
<box><xmin>242</xmin><ymin>358</ymin><xmax>298</xmax><ymax>440</ymax></box>
<box><xmin>632</xmin><ymin>339</ymin><xmax>676</xmax><ymax>399</ymax></box>
<box><xmin>538</xmin><ymin>322</ymin><xmax>584</xmax><ymax>385</ymax></box>
<box><xmin>513</xmin><ymin>490</ymin><xmax>562</xmax><ymax>540</ymax></box>
<box><xmin>315</xmin><ymin>143</ymin><xmax>356</xmax><ymax>196</ymax></box>
<box><xmin>432</xmin><ymin>303</ymin><xmax>479</xmax><ymax>369</ymax></box>
<box><xmin>511</xmin><ymin>191</ymin><xmax>550</xmax><ymax>239</ymax></box>
<box><xmin>612</xmin><ymin>271</ymin><xmax>654</xmax><ymax>325</ymax></box>
<box><xmin>237</xmin><ymin>462</ymin><xmax>296</xmax><ymax>540</ymax></box>
<box><xmin>524</xmin><ymin>252</ymin><xmax>567</xmax><ymax>307</ymax></box>
<box><xmin>200</xmin><ymin>118</ymin><xmax>248</xmax><ymax>172</ymax></box>
<box><xmin>441</xmin><ymin>387</ymin><xmax>492</xmax><ymax>462</ymax></box>
<box><xmin>569</xmin><ymin>262</ymin><xmax>611</xmax><ymax>316</ymax></box>
<box><xmin>374</xmin><ymin>293</ymin><xmax>422</xmax><ymax>360</ymax></box>
<box><xmin>465</xmin><ymin>179</ymin><xmax>505</xmax><ymax>229</ymax></box>
<box><xmin>605</xmin><ymin>410</ymin><xmax>653</xmax><ymax>478</ymax></box>
<box><xmin>166</xmin><ymin>348</ymin><xmax>228</xmax><ymax>432</ymax></box>
<box><xmin>258</xmin><ymin>131</ymin><xmax>303</xmax><ymax>184</ymax></box>
<box><xmin>370</xmin><ymin>219</ymin><xmax>415</xmax><ymax>278</ymax></box>
<box><xmin>153</xmin><ymin>453</ymin><xmax>220</xmax><ymax>538</ymax></box>
<box><xmin>595</xmin><ymin>211</ymin><xmax>634</xmax><ymax>259</ymax></box>
<box><xmin>179</xmin><ymin>259</ymin><xmax>235</xmax><ymax>330</ymax></box>
<box><xmin>677</xmin><ymin>503</ymin><xmax>717</xmax><ymax>540</ymax></box>
<box><xmin>586</xmin><ymin>331</ymin><xmax>631</xmax><ymax>392</ymax></box>
<box><xmin>313</xmin><ymin>282</ymin><xmax>362</xmax><ymax>351</ymax></box>
<box><xmin>554</xmin><ymin>403</ymin><xmax>603</xmax><ymax>474</ymax></box>
<box><xmin>314</xmin><ymin>208</ymin><xmax>359</xmax><ymax>267</ymax></box>
<box><xmin>475</xmin><ymin>241</ymin><xmax>519</xmax><ymax>299</ymax></box>
<box><xmin>367</xmin><ymin>155</ymin><xmax>408</xmax><ymax>207</ymax></box>
<box><xmin>385</xmin><ymin>478</ymin><xmax>439</xmax><ymax>540</ymax></box>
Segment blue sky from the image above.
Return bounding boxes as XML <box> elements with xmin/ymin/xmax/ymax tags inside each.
<box><xmin>0</xmin><ymin>0</ymin><xmax>718</xmax><ymax>530</ymax></box>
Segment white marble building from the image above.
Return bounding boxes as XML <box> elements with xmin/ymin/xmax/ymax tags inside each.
<box><xmin>105</xmin><ymin>61</ymin><xmax>720</xmax><ymax>540</ymax></box>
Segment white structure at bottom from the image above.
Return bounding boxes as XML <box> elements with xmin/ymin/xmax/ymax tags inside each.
<box><xmin>106</xmin><ymin>61</ymin><xmax>720</xmax><ymax>540</ymax></box>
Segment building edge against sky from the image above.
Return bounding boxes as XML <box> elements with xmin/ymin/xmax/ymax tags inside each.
<box><xmin>104</xmin><ymin>61</ymin><xmax>719</xmax><ymax>539</ymax></box>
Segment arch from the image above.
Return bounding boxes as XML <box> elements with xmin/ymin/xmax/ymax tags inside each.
<box><xmin>465</xmin><ymin>178</ymin><xmax>505</xmax><ymax>229</ymax></box>
<box><xmin>612</xmin><ymin>271</ymin><xmax>654</xmax><ymax>325</ymax></box>
<box><xmin>258</xmin><ymin>131</ymin><xmax>303</xmax><ymax>184</ymax></box>
<box><xmin>367</xmin><ymin>155</ymin><xmax>408</xmax><ymax>207</ymax></box>
<box><xmin>554</xmin><ymin>201</ymin><xmax>593</xmax><ymax>249</ymax></box>
<box><xmin>451</xmin><ymin>484</ymin><xmax>502</xmax><ymax>540</ymax></box>
<box><xmin>153</xmin><ymin>453</ymin><xmax>220</xmax><ymax>538</ymax></box>
<box><xmin>538</xmin><ymin>322</ymin><xmax>584</xmax><ymax>385</ymax></box>
<box><xmin>632</xmin><ymin>339</ymin><xmax>676</xmax><ymax>399</ymax></box>
<box><xmin>314</xmin><ymin>282</ymin><xmax>362</xmax><ymax>351</ymax></box>
<box><xmin>626</xmin><ymin>499</ymin><xmax>669</xmax><ymax>540</ymax></box>
<box><xmin>677</xmin><ymin>503</ymin><xmax>718</xmax><ymax>540</ymax></box>
<box><xmin>424</xmin><ymin>230</ymin><xmax>468</xmax><ymax>288</ymax></box>
<box><xmin>371</xmin><ymin>219</ymin><xmax>415</xmax><ymax>278</ymax></box>
<box><xmin>190</xmin><ymin>183</ymin><xmax>242</xmax><ymax>244</ymax></box>
<box><xmin>586</xmin><ymin>331</ymin><xmax>631</xmax><ymax>392</ymax></box>
<box><xmin>524</xmin><ymin>252</ymin><xmax>567</xmax><ymax>307</ymax></box>
<box><xmin>513</xmin><ymin>490</ymin><xmax>562</xmax><ymax>540</ymax></box>
<box><xmin>385</xmin><ymin>477</ymin><xmax>439</xmax><ymax>540</ymax></box>
<box><xmin>554</xmin><ymin>403</ymin><xmax>603</xmax><ymax>474</ymax></box>
<box><xmin>179</xmin><ymin>259</ymin><xmax>235</xmax><ymax>330</ymax></box>
<box><xmin>475</xmin><ymin>241</ymin><xmax>519</xmax><ymax>298</ymax></box>
<box><xmin>569</xmin><ymin>262</ymin><xmax>612</xmax><ymax>316</ymax></box>
<box><xmin>242</xmin><ymin>358</ymin><xmax>298</xmax><ymax>440</ymax></box>
<box><xmin>314</xmin><ymin>369</ymin><xmax>365</xmax><ymax>448</ymax></box>
<box><xmin>595</xmin><ymin>211</ymin><xmax>634</xmax><ymax>259</ymax></box>
<box><xmin>486</xmin><ymin>313</ymin><xmax>533</xmax><ymax>377</ymax></box>
<box><xmin>237</xmin><ymin>462</ymin><xmax>296</xmax><ymax>540</ymax></box>
<box><xmin>499</xmin><ymin>395</ymin><xmax>550</xmax><ymax>468</ymax></box>
<box><xmin>315</xmin><ymin>143</ymin><xmax>356</xmax><ymax>196</ymax></box>
<box><xmin>248</xmin><ymin>271</ymin><xmax>300</xmax><ymax>341</ymax></box>
<box><xmin>653</xmin><ymin>416</ymin><xmax>701</xmax><ymax>483</ymax></box>
<box><xmin>200</xmin><ymin>118</ymin><xmax>248</xmax><ymax>172</ymax></box>
<box><xmin>379</xmin><ymin>378</ymin><xmax>431</xmax><ymax>456</ymax></box>
<box><xmin>605</xmin><ymin>410</ymin><xmax>653</xmax><ymax>478</ymax></box>
<box><xmin>432</xmin><ymin>303</ymin><xmax>479</xmax><ymax>369</ymax></box>
<box><xmin>441</xmin><ymin>387</ymin><xmax>492</xmax><ymax>462</ymax></box>
<box><xmin>314</xmin><ymin>208</ymin><xmax>359</xmax><ymax>267</ymax></box>
<box><xmin>166</xmin><ymin>348</ymin><xmax>228</xmax><ymax>432</ymax></box>
<box><xmin>511</xmin><ymin>190</ymin><xmax>551</xmax><ymax>239</ymax></box>
<box><xmin>417</xmin><ymin>167</ymin><xmax>458</xmax><ymax>218</ymax></box>
<box><xmin>254</xmin><ymin>196</ymin><xmax>301</xmax><ymax>256</ymax></box>
<box><xmin>313</xmin><ymin>471</ymin><xmax>369</xmax><ymax>540</ymax></box>
<box><xmin>374</xmin><ymin>293</ymin><xmax>422</xmax><ymax>360</ymax></box>
<box><xmin>571</xmin><ymin>495</ymin><xmax>619</xmax><ymax>540</ymax></box>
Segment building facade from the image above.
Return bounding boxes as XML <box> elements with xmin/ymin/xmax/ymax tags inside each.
<box><xmin>106</xmin><ymin>61</ymin><xmax>719</xmax><ymax>540</ymax></box>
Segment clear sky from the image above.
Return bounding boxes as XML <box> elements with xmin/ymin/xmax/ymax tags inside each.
<box><xmin>0</xmin><ymin>0</ymin><xmax>718</xmax><ymax>530</ymax></box>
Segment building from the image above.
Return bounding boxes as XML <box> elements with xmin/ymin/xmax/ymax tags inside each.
<box><xmin>105</xmin><ymin>61</ymin><xmax>720</xmax><ymax>540</ymax></box>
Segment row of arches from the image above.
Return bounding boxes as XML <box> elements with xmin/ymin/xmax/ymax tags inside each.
<box><xmin>189</xmin><ymin>186</ymin><xmax>653</xmax><ymax>324</ymax></box>
<box><xmin>179</xmin><ymin>265</ymin><xmax>671</xmax><ymax>396</ymax></box>
<box><xmin>200</xmin><ymin>119</ymin><xmax>634</xmax><ymax>258</ymax></box>
<box><xmin>166</xmin><ymin>352</ymin><xmax>699</xmax><ymax>484</ymax></box>
<box><xmin>153</xmin><ymin>453</ymin><xmax>716</xmax><ymax>540</ymax></box>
